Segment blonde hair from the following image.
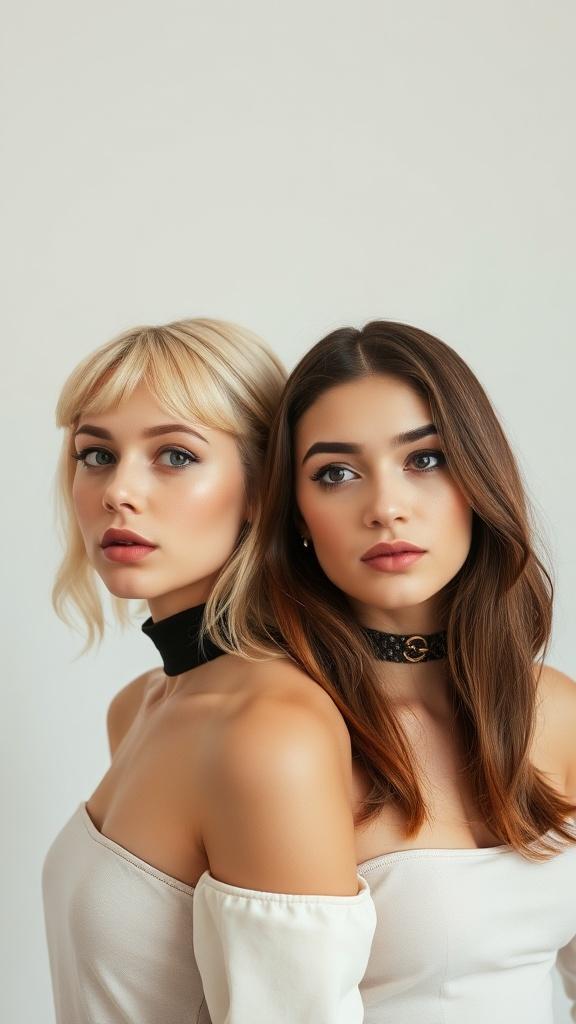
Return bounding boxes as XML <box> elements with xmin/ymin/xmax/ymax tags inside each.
<box><xmin>52</xmin><ymin>318</ymin><xmax>286</xmax><ymax>653</ymax></box>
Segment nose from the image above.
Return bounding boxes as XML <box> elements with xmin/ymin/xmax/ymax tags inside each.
<box><xmin>362</xmin><ymin>471</ymin><xmax>410</xmax><ymax>529</ymax></box>
<box><xmin>102</xmin><ymin>459</ymin><xmax>147</xmax><ymax>514</ymax></box>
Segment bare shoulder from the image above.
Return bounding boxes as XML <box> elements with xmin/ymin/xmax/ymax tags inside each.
<box><xmin>199</xmin><ymin>658</ymin><xmax>358</xmax><ymax>895</ymax></box>
<box><xmin>234</xmin><ymin>654</ymin><xmax>353</xmax><ymax>758</ymax></box>
<box><xmin>534</xmin><ymin>662</ymin><xmax>576</xmax><ymax>799</ymax></box>
<box><xmin>106</xmin><ymin>667</ymin><xmax>163</xmax><ymax>758</ymax></box>
<box><xmin>535</xmin><ymin>661</ymin><xmax>576</xmax><ymax>718</ymax></box>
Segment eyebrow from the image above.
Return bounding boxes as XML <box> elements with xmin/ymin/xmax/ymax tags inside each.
<box><xmin>73</xmin><ymin>423</ymin><xmax>209</xmax><ymax>444</ymax></box>
<box><xmin>301</xmin><ymin>422</ymin><xmax>438</xmax><ymax>465</ymax></box>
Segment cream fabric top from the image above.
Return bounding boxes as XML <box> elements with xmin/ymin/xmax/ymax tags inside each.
<box><xmin>357</xmin><ymin>833</ymin><xmax>576</xmax><ymax>1024</ymax></box>
<box><xmin>41</xmin><ymin>801</ymin><xmax>576</xmax><ymax>1024</ymax></box>
<box><xmin>42</xmin><ymin>802</ymin><xmax>375</xmax><ymax>1023</ymax></box>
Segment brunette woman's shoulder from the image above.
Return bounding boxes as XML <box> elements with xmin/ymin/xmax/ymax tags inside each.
<box><xmin>106</xmin><ymin>667</ymin><xmax>163</xmax><ymax>758</ymax></box>
<box><xmin>534</xmin><ymin>662</ymin><xmax>576</xmax><ymax>801</ymax></box>
<box><xmin>197</xmin><ymin>656</ymin><xmax>358</xmax><ymax>895</ymax></box>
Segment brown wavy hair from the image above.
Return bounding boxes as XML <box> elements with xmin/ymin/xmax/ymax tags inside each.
<box><xmin>207</xmin><ymin>321</ymin><xmax>576</xmax><ymax>859</ymax></box>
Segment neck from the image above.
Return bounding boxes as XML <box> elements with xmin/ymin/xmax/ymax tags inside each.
<box><xmin>352</xmin><ymin>595</ymin><xmax>451</xmax><ymax>711</ymax></box>
<box><xmin>373</xmin><ymin>658</ymin><xmax>453</xmax><ymax>715</ymax></box>
<box><xmin>141</xmin><ymin>601</ymin><xmax>224</xmax><ymax>678</ymax></box>
<box><xmin>350</xmin><ymin>595</ymin><xmax>445</xmax><ymax>636</ymax></box>
<box><xmin>147</xmin><ymin>575</ymin><xmax>219</xmax><ymax>624</ymax></box>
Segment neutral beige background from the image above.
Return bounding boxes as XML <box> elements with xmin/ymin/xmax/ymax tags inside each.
<box><xmin>1</xmin><ymin>1</ymin><xmax>574</xmax><ymax>1020</ymax></box>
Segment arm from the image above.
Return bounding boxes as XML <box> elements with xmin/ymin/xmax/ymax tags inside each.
<box><xmin>193</xmin><ymin>693</ymin><xmax>376</xmax><ymax>1023</ymax></box>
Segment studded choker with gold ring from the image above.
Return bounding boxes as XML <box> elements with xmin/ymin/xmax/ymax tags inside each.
<box><xmin>360</xmin><ymin>627</ymin><xmax>447</xmax><ymax>663</ymax></box>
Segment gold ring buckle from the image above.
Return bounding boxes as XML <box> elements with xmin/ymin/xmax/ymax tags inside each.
<box><xmin>403</xmin><ymin>635</ymin><xmax>429</xmax><ymax>662</ymax></box>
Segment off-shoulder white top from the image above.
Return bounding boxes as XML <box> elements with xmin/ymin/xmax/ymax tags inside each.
<box><xmin>41</xmin><ymin>801</ymin><xmax>576</xmax><ymax>1023</ymax></box>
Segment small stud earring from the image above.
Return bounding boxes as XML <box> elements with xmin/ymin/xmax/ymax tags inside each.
<box><xmin>302</xmin><ymin>537</ymin><xmax>309</xmax><ymax>548</ymax></box>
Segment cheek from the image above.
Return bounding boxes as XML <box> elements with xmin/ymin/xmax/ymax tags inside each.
<box><xmin>304</xmin><ymin>504</ymin><xmax>348</xmax><ymax>547</ymax></box>
<box><xmin>174</xmin><ymin>464</ymin><xmax>246</xmax><ymax>528</ymax></box>
<box><xmin>71</xmin><ymin>474</ymin><xmax>96</xmax><ymax>534</ymax></box>
<box><xmin>442</xmin><ymin>485</ymin><xmax>472</xmax><ymax>534</ymax></box>
<box><xmin>297</xmin><ymin>488</ymin><xmax>354</xmax><ymax>562</ymax></box>
<box><xmin>433</xmin><ymin>485</ymin><xmax>473</xmax><ymax>569</ymax></box>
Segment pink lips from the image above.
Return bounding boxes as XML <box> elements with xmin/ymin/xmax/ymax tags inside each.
<box><xmin>361</xmin><ymin>540</ymin><xmax>426</xmax><ymax>574</ymax></box>
<box><xmin>100</xmin><ymin>527</ymin><xmax>157</xmax><ymax>564</ymax></box>
<box><xmin>101</xmin><ymin>528</ymin><xmax>155</xmax><ymax>548</ymax></box>
<box><xmin>102</xmin><ymin>545</ymin><xmax>157</xmax><ymax>564</ymax></box>
<box><xmin>361</xmin><ymin>541</ymin><xmax>425</xmax><ymax>559</ymax></box>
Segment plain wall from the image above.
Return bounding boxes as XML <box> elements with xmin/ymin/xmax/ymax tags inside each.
<box><xmin>1</xmin><ymin>1</ymin><xmax>574</xmax><ymax>1020</ymax></box>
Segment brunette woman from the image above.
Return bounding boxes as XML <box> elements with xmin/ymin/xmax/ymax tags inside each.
<box><xmin>210</xmin><ymin>320</ymin><xmax>576</xmax><ymax>1024</ymax></box>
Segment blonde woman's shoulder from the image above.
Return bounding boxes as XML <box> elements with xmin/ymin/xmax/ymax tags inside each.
<box><xmin>106</xmin><ymin>667</ymin><xmax>163</xmax><ymax>758</ymax></box>
<box><xmin>534</xmin><ymin>662</ymin><xmax>576</xmax><ymax>802</ymax></box>
<box><xmin>231</xmin><ymin>654</ymin><xmax>353</xmax><ymax>758</ymax></box>
<box><xmin>197</xmin><ymin>656</ymin><xmax>358</xmax><ymax>894</ymax></box>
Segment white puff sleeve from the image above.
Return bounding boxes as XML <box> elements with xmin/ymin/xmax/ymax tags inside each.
<box><xmin>192</xmin><ymin>869</ymin><xmax>377</xmax><ymax>1023</ymax></box>
<box><xmin>557</xmin><ymin>933</ymin><xmax>576</xmax><ymax>1022</ymax></box>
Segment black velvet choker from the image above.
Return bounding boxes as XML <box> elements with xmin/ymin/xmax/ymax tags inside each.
<box><xmin>360</xmin><ymin>627</ymin><xmax>447</xmax><ymax>663</ymax></box>
<box><xmin>141</xmin><ymin>603</ymin><xmax>224</xmax><ymax>676</ymax></box>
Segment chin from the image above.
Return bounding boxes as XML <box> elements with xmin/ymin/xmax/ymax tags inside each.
<box><xmin>358</xmin><ymin>580</ymin><xmax>438</xmax><ymax>613</ymax></box>
<box><xmin>95</xmin><ymin>568</ymin><xmax>151</xmax><ymax>600</ymax></box>
<box><xmin>103</xmin><ymin>581</ymin><xmax>150</xmax><ymax>600</ymax></box>
<box><xmin>369</xmin><ymin>575</ymin><xmax>428</xmax><ymax>599</ymax></box>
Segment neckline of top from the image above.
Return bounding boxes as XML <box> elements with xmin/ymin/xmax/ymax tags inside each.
<box><xmin>80</xmin><ymin>801</ymin><xmax>197</xmax><ymax>895</ymax></box>
<box><xmin>356</xmin><ymin>842</ymin><xmax>512</xmax><ymax>874</ymax></box>
<box><xmin>77</xmin><ymin>801</ymin><xmax>530</xmax><ymax>896</ymax></box>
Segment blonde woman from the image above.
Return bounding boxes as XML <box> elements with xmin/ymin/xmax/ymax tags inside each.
<box><xmin>41</xmin><ymin>318</ymin><xmax>377</xmax><ymax>1024</ymax></box>
<box><xmin>210</xmin><ymin>320</ymin><xmax>576</xmax><ymax>1024</ymax></box>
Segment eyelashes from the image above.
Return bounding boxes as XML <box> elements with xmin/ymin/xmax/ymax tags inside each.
<box><xmin>71</xmin><ymin>446</ymin><xmax>199</xmax><ymax>470</ymax></box>
<box><xmin>311</xmin><ymin>450</ymin><xmax>446</xmax><ymax>489</ymax></box>
<box><xmin>312</xmin><ymin>466</ymin><xmax>357</xmax><ymax>488</ymax></box>
<box><xmin>408</xmin><ymin>450</ymin><xmax>445</xmax><ymax>472</ymax></box>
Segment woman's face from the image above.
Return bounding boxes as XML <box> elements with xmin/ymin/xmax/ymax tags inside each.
<box><xmin>294</xmin><ymin>373</ymin><xmax>473</xmax><ymax>633</ymax></box>
<box><xmin>72</xmin><ymin>381</ymin><xmax>247</xmax><ymax>620</ymax></box>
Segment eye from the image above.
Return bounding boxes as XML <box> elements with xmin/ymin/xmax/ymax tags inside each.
<box><xmin>72</xmin><ymin>446</ymin><xmax>114</xmax><ymax>467</ymax></box>
<box><xmin>311</xmin><ymin>464</ymin><xmax>359</xmax><ymax>488</ymax></box>
<box><xmin>407</xmin><ymin>450</ymin><xmax>445</xmax><ymax>472</ymax></box>
<box><xmin>156</xmin><ymin>447</ymin><xmax>198</xmax><ymax>469</ymax></box>
<box><xmin>71</xmin><ymin>446</ymin><xmax>198</xmax><ymax>470</ymax></box>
